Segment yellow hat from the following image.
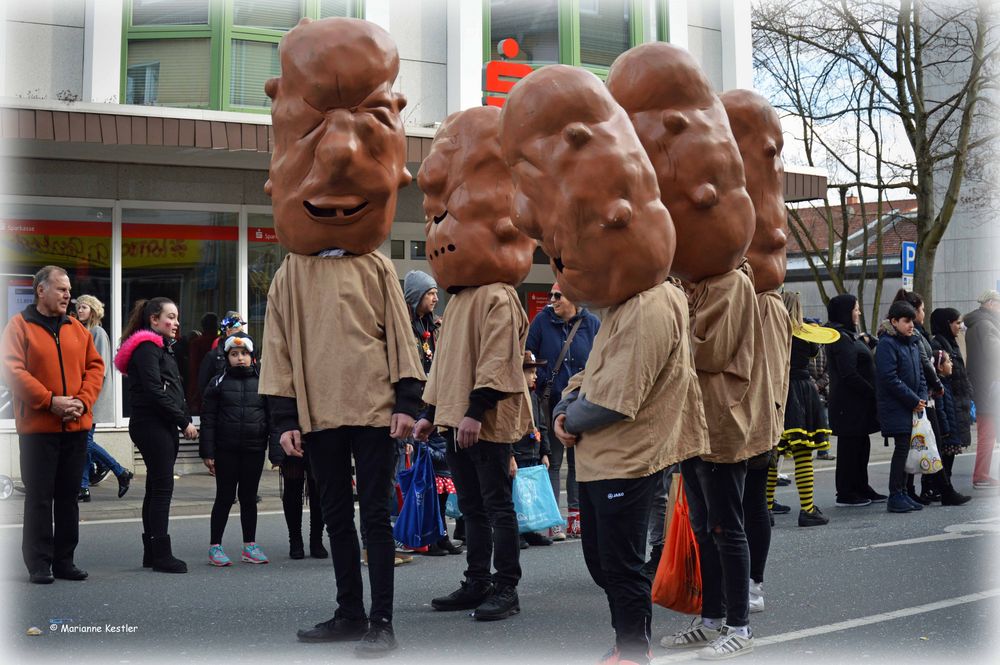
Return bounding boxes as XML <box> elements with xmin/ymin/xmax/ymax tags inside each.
<box><xmin>792</xmin><ymin>322</ymin><xmax>841</xmax><ymax>345</ymax></box>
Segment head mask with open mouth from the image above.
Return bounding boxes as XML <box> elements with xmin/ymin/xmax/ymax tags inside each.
<box><xmin>264</xmin><ymin>17</ymin><xmax>411</xmax><ymax>256</ymax></box>
<box><xmin>720</xmin><ymin>89</ymin><xmax>788</xmax><ymax>293</ymax></box>
<box><xmin>606</xmin><ymin>42</ymin><xmax>754</xmax><ymax>283</ymax></box>
<box><xmin>417</xmin><ymin>106</ymin><xmax>535</xmax><ymax>291</ymax></box>
<box><xmin>499</xmin><ymin>65</ymin><xmax>675</xmax><ymax>309</ymax></box>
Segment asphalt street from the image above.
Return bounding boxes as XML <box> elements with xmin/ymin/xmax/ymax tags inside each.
<box><xmin>1</xmin><ymin>451</ymin><xmax>997</xmax><ymax>665</ymax></box>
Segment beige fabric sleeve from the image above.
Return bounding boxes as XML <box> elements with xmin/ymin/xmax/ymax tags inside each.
<box><xmin>475</xmin><ymin>290</ymin><xmax>528</xmax><ymax>395</ymax></box>
<box><xmin>259</xmin><ymin>266</ymin><xmax>296</xmax><ymax>398</ymax></box>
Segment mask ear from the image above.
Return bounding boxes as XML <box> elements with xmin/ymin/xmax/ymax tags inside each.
<box><xmin>263</xmin><ymin>179</ymin><xmax>273</xmax><ymax>197</ymax></box>
<box><xmin>264</xmin><ymin>77</ymin><xmax>279</xmax><ymax>100</ymax></box>
<box><xmin>662</xmin><ymin>110</ymin><xmax>689</xmax><ymax>134</ymax></box>
<box><xmin>602</xmin><ymin>200</ymin><xmax>632</xmax><ymax>229</ymax></box>
<box><xmin>399</xmin><ymin>166</ymin><xmax>413</xmax><ymax>188</ymax></box>
<box><xmin>691</xmin><ymin>183</ymin><xmax>719</xmax><ymax>209</ymax></box>
<box><xmin>395</xmin><ymin>91</ymin><xmax>408</xmax><ymax>112</ymax></box>
<box><xmin>563</xmin><ymin>122</ymin><xmax>593</xmax><ymax>149</ymax></box>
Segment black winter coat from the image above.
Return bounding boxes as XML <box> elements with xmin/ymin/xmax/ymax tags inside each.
<box><xmin>931</xmin><ymin>333</ymin><xmax>973</xmax><ymax>446</ymax></box>
<box><xmin>825</xmin><ymin>321</ymin><xmax>880</xmax><ymax>436</ymax></box>
<box><xmin>199</xmin><ymin>365</ymin><xmax>269</xmax><ymax>458</ymax></box>
<box><xmin>125</xmin><ymin>335</ymin><xmax>190</xmax><ymax>429</ymax></box>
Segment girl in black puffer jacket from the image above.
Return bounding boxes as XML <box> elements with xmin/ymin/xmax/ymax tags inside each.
<box><xmin>200</xmin><ymin>333</ymin><xmax>270</xmax><ymax>566</ymax></box>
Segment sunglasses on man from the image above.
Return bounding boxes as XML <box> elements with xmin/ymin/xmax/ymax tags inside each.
<box><xmin>549</xmin><ymin>292</ymin><xmax>563</xmax><ymax>301</ymax></box>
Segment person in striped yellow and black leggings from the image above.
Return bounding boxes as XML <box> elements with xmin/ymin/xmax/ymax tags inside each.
<box><xmin>767</xmin><ymin>293</ymin><xmax>833</xmax><ymax>527</ymax></box>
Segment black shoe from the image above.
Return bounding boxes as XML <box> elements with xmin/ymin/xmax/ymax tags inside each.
<box><xmin>816</xmin><ymin>452</ymin><xmax>835</xmax><ymax>461</ymax></box>
<box><xmin>289</xmin><ymin>535</ymin><xmax>305</xmax><ymax>560</ymax></box>
<box><xmin>776</xmin><ymin>475</ymin><xmax>792</xmax><ymax>487</ymax></box>
<box><xmin>29</xmin><ymin>569</ymin><xmax>54</xmax><ymax>584</ymax></box>
<box><xmin>798</xmin><ymin>506</ymin><xmax>830</xmax><ymax>527</ymax></box>
<box><xmin>919</xmin><ymin>489</ymin><xmax>942</xmax><ymax>503</ymax></box>
<box><xmin>473</xmin><ymin>584</ymin><xmax>520</xmax><ymax>621</ymax></box>
<box><xmin>78</xmin><ymin>488</ymin><xmax>91</xmax><ymax>503</ymax></box>
<box><xmin>149</xmin><ymin>535</ymin><xmax>187</xmax><ymax>573</ymax></box>
<box><xmin>437</xmin><ymin>538</ymin><xmax>464</xmax><ymax>555</ymax></box>
<box><xmin>941</xmin><ymin>488</ymin><xmax>972</xmax><ymax>506</ymax></box>
<box><xmin>117</xmin><ymin>471</ymin><xmax>134</xmax><ymax>498</ymax></box>
<box><xmin>836</xmin><ymin>496</ymin><xmax>873</xmax><ymax>507</ymax></box>
<box><xmin>52</xmin><ymin>565</ymin><xmax>89</xmax><ymax>581</ymax></box>
<box><xmin>431</xmin><ymin>580</ymin><xmax>494</xmax><ymax>611</ymax></box>
<box><xmin>518</xmin><ymin>536</ymin><xmax>529</xmax><ymax>550</ymax></box>
<box><xmin>310</xmin><ymin>539</ymin><xmax>329</xmax><ymax>559</ymax></box>
<box><xmin>524</xmin><ymin>531</ymin><xmax>553</xmax><ymax>547</ymax></box>
<box><xmin>424</xmin><ymin>542</ymin><xmax>448</xmax><ymax>556</ymax></box>
<box><xmin>907</xmin><ymin>490</ymin><xmax>932</xmax><ymax>506</ymax></box>
<box><xmin>297</xmin><ymin>615</ymin><xmax>369</xmax><ymax>643</ymax></box>
<box><xmin>861</xmin><ymin>488</ymin><xmax>888</xmax><ymax>503</ymax></box>
<box><xmin>355</xmin><ymin>618</ymin><xmax>398</xmax><ymax>658</ymax></box>
<box><xmin>771</xmin><ymin>501</ymin><xmax>791</xmax><ymax>514</ymax></box>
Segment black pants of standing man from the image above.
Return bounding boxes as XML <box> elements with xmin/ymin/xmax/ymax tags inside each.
<box><xmin>20</xmin><ymin>431</ymin><xmax>88</xmax><ymax>576</ymax></box>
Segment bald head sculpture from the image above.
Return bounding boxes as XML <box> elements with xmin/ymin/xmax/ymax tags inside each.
<box><xmin>607</xmin><ymin>43</ymin><xmax>754</xmax><ymax>282</ymax></box>
<box><xmin>417</xmin><ymin>106</ymin><xmax>535</xmax><ymax>291</ymax></box>
<box><xmin>264</xmin><ymin>18</ymin><xmax>411</xmax><ymax>255</ymax></box>
<box><xmin>499</xmin><ymin>65</ymin><xmax>675</xmax><ymax>308</ymax></box>
<box><xmin>720</xmin><ymin>89</ymin><xmax>788</xmax><ymax>292</ymax></box>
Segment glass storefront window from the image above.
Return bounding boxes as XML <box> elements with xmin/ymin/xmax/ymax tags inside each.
<box><xmin>230</xmin><ymin>39</ymin><xmax>280</xmax><ymax>108</ymax></box>
<box><xmin>579</xmin><ymin>0</ymin><xmax>631</xmax><ymax>68</ymax></box>
<box><xmin>233</xmin><ymin>0</ymin><xmax>300</xmax><ymax>31</ymax></box>
<box><xmin>320</xmin><ymin>0</ymin><xmax>357</xmax><ymax>18</ymax></box>
<box><xmin>126</xmin><ymin>38</ymin><xmax>212</xmax><ymax>107</ymax></box>
<box><xmin>247</xmin><ymin>213</ymin><xmax>287</xmax><ymax>344</ymax></box>
<box><xmin>0</xmin><ymin>204</ymin><xmax>113</xmax><ymax>423</ymax></box>
<box><xmin>490</xmin><ymin>0</ymin><xmax>559</xmax><ymax>64</ymax></box>
<box><xmin>132</xmin><ymin>0</ymin><xmax>209</xmax><ymax>26</ymax></box>
<box><xmin>120</xmin><ymin>208</ymin><xmax>238</xmax><ymax>417</ymax></box>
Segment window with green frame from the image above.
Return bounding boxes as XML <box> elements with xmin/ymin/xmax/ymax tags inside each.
<box><xmin>121</xmin><ymin>0</ymin><xmax>365</xmax><ymax>112</ymax></box>
<box><xmin>483</xmin><ymin>0</ymin><xmax>648</xmax><ymax>79</ymax></box>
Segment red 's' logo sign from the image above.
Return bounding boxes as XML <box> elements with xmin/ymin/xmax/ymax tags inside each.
<box><xmin>482</xmin><ymin>39</ymin><xmax>533</xmax><ymax>108</ymax></box>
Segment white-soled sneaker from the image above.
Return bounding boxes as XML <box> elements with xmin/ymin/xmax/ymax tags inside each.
<box><xmin>748</xmin><ymin>581</ymin><xmax>764</xmax><ymax>613</ymax></box>
<box><xmin>696</xmin><ymin>626</ymin><xmax>753</xmax><ymax>660</ymax></box>
<box><xmin>662</xmin><ymin>617</ymin><xmax>721</xmax><ymax>649</ymax></box>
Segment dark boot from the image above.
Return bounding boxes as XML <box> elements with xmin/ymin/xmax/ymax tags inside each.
<box><xmin>142</xmin><ymin>533</ymin><xmax>152</xmax><ymax>568</ymax></box>
<box><xmin>919</xmin><ymin>471</ymin><xmax>942</xmax><ymax>503</ymax></box>
<box><xmin>472</xmin><ymin>584</ymin><xmax>520</xmax><ymax>621</ymax></box>
<box><xmin>431</xmin><ymin>580</ymin><xmax>494</xmax><ymax>611</ymax></box>
<box><xmin>436</xmin><ymin>537</ymin><xmax>463</xmax><ymax>555</ymax></box>
<box><xmin>310</xmin><ymin>533</ymin><xmax>328</xmax><ymax>559</ymax></box>
<box><xmin>149</xmin><ymin>535</ymin><xmax>187</xmax><ymax>574</ymax></box>
<box><xmin>939</xmin><ymin>472</ymin><xmax>972</xmax><ymax>506</ymax></box>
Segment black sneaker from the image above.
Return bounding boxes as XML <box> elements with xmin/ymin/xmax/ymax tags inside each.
<box><xmin>355</xmin><ymin>619</ymin><xmax>398</xmax><ymax>658</ymax></box>
<box><xmin>524</xmin><ymin>531</ymin><xmax>553</xmax><ymax>546</ymax></box>
<box><xmin>78</xmin><ymin>488</ymin><xmax>91</xmax><ymax>503</ymax></box>
<box><xmin>835</xmin><ymin>496</ymin><xmax>873</xmax><ymax>507</ymax></box>
<box><xmin>473</xmin><ymin>584</ymin><xmax>520</xmax><ymax>621</ymax></box>
<box><xmin>919</xmin><ymin>489</ymin><xmax>942</xmax><ymax>503</ymax></box>
<box><xmin>861</xmin><ymin>488</ymin><xmax>888</xmax><ymax>503</ymax></box>
<box><xmin>423</xmin><ymin>542</ymin><xmax>447</xmax><ymax>556</ymax></box>
<box><xmin>907</xmin><ymin>490</ymin><xmax>932</xmax><ymax>506</ymax></box>
<box><xmin>798</xmin><ymin>506</ymin><xmax>830</xmax><ymax>527</ymax></box>
<box><xmin>90</xmin><ymin>464</ymin><xmax>111</xmax><ymax>486</ymax></box>
<box><xmin>296</xmin><ymin>615</ymin><xmax>369</xmax><ymax>642</ymax></box>
<box><xmin>770</xmin><ymin>501</ymin><xmax>791</xmax><ymax>515</ymax></box>
<box><xmin>431</xmin><ymin>580</ymin><xmax>494</xmax><ymax>611</ymax></box>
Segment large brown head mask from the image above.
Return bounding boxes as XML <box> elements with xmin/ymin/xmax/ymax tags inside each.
<box><xmin>264</xmin><ymin>18</ymin><xmax>411</xmax><ymax>255</ymax></box>
<box><xmin>499</xmin><ymin>65</ymin><xmax>675</xmax><ymax>309</ymax></box>
<box><xmin>720</xmin><ymin>89</ymin><xmax>788</xmax><ymax>292</ymax></box>
<box><xmin>417</xmin><ymin>106</ymin><xmax>535</xmax><ymax>291</ymax></box>
<box><xmin>606</xmin><ymin>43</ymin><xmax>754</xmax><ymax>282</ymax></box>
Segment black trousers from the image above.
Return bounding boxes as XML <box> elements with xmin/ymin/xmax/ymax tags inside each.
<box><xmin>130</xmin><ymin>417</ymin><xmax>179</xmax><ymax>538</ymax></box>
<box><xmin>445</xmin><ymin>431</ymin><xmax>521</xmax><ymax>588</ymax></box>
<box><xmin>681</xmin><ymin>457</ymin><xmax>750</xmax><ymax>627</ymax></box>
<box><xmin>579</xmin><ymin>473</ymin><xmax>658</xmax><ymax>663</ymax></box>
<box><xmin>889</xmin><ymin>434</ymin><xmax>910</xmax><ymax>494</ymax></box>
<box><xmin>281</xmin><ymin>454</ymin><xmax>324</xmax><ymax>541</ymax></box>
<box><xmin>210</xmin><ymin>448</ymin><xmax>265</xmax><ymax>543</ymax></box>
<box><xmin>19</xmin><ymin>431</ymin><xmax>88</xmax><ymax>574</ymax></box>
<box><xmin>742</xmin><ymin>464</ymin><xmax>771</xmax><ymax>584</ymax></box>
<box><xmin>834</xmin><ymin>434</ymin><xmax>872</xmax><ymax>501</ymax></box>
<box><xmin>306</xmin><ymin>426</ymin><xmax>396</xmax><ymax>623</ymax></box>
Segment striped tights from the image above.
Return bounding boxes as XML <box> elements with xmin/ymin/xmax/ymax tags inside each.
<box><xmin>766</xmin><ymin>447</ymin><xmax>817</xmax><ymax>512</ymax></box>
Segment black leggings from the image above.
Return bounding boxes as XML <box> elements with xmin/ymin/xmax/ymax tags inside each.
<box><xmin>743</xmin><ymin>465</ymin><xmax>771</xmax><ymax>584</ymax></box>
<box><xmin>281</xmin><ymin>455</ymin><xmax>324</xmax><ymax>542</ymax></box>
<box><xmin>130</xmin><ymin>417</ymin><xmax>179</xmax><ymax>538</ymax></box>
<box><xmin>210</xmin><ymin>449</ymin><xmax>265</xmax><ymax>543</ymax></box>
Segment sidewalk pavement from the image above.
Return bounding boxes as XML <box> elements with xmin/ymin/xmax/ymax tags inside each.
<box><xmin>0</xmin><ymin>434</ymin><xmax>912</xmax><ymax>526</ymax></box>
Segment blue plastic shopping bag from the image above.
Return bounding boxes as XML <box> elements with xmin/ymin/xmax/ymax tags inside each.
<box><xmin>445</xmin><ymin>492</ymin><xmax>462</xmax><ymax>519</ymax></box>
<box><xmin>393</xmin><ymin>444</ymin><xmax>445</xmax><ymax>548</ymax></box>
<box><xmin>512</xmin><ymin>464</ymin><xmax>565</xmax><ymax>534</ymax></box>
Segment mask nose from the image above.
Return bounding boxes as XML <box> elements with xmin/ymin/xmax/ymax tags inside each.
<box><xmin>315</xmin><ymin>112</ymin><xmax>359</xmax><ymax>176</ymax></box>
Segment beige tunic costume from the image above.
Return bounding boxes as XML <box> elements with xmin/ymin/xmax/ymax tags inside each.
<box><xmin>573</xmin><ymin>282</ymin><xmax>710</xmax><ymax>482</ymax></box>
<box><xmin>259</xmin><ymin>252</ymin><xmax>425</xmax><ymax>433</ymax></box>
<box><xmin>423</xmin><ymin>283</ymin><xmax>532</xmax><ymax>444</ymax></box>
<box><xmin>687</xmin><ymin>263</ymin><xmax>775</xmax><ymax>463</ymax></box>
<box><xmin>756</xmin><ymin>290</ymin><xmax>793</xmax><ymax>445</ymax></box>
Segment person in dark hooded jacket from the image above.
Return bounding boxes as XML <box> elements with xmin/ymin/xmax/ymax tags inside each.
<box><xmin>200</xmin><ymin>333</ymin><xmax>270</xmax><ymax>566</ymax></box>
<box><xmin>876</xmin><ymin>300</ymin><xmax>929</xmax><ymax>514</ymax></box>
<box><xmin>825</xmin><ymin>294</ymin><xmax>884</xmax><ymax>506</ymax></box>
<box><xmin>931</xmin><ymin>308</ymin><xmax>974</xmax><ymax>488</ymax></box>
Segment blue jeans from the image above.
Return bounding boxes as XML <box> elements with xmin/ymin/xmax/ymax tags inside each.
<box><xmin>80</xmin><ymin>426</ymin><xmax>126</xmax><ymax>489</ymax></box>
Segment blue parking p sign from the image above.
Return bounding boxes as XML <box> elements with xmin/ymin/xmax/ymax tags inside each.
<box><xmin>901</xmin><ymin>241</ymin><xmax>917</xmax><ymax>276</ymax></box>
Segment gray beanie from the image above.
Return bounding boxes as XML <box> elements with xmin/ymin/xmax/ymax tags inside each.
<box><xmin>403</xmin><ymin>270</ymin><xmax>437</xmax><ymax>315</ymax></box>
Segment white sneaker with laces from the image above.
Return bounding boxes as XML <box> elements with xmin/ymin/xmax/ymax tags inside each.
<box><xmin>662</xmin><ymin>617</ymin><xmax>721</xmax><ymax>649</ymax></box>
<box><xmin>549</xmin><ymin>525</ymin><xmax>567</xmax><ymax>542</ymax></box>
<box><xmin>748</xmin><ymin>581</ymin><xmax>764</xmax><ymax>613</ymax></box>
<box><xmin>696</xmin><ymin>626</ymin><xmax>753</xmax><ymax>660</ymax></box>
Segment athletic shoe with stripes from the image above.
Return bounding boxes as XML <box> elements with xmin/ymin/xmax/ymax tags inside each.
<box><xmin>662</xmin><ymin>617</ymin><xmax>721</xmax><ymax>649</ymax></box>
<box><xmin>696</xmin><ymin>626</ymin><xmax>753</xmax><ymax>660</ymax></box>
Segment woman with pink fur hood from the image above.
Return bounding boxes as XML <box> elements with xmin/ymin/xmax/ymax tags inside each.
<box><xmin>114</xmin><ymin>297</ymin><xmax>199</xmax><ymax>574</ymax></box>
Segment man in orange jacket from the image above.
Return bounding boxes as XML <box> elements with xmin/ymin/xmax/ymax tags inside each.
<box><xmin>1</xmin><ymin>265</ymin><xmax>104</xmax><ymax>584</ymax></box>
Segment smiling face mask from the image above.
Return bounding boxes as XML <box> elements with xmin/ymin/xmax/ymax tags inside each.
<box><xmin>417</xmin><ymin>106</ymin><xmax>535</xmax><ymax>291</ymax></box>
<box><xmin>606</xmin><ymin>43</ymin><xmax>755</xmax><ymax>283</ymax></box>
<box><xmin>499</xmin><ymin>65</ymin><xmax>675</xmax><ymax>308</ymax></box>
<box><xmin>264</xmin><ymin>17</ymin><xmax>411</xmax><ymax>255</ymax></box>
